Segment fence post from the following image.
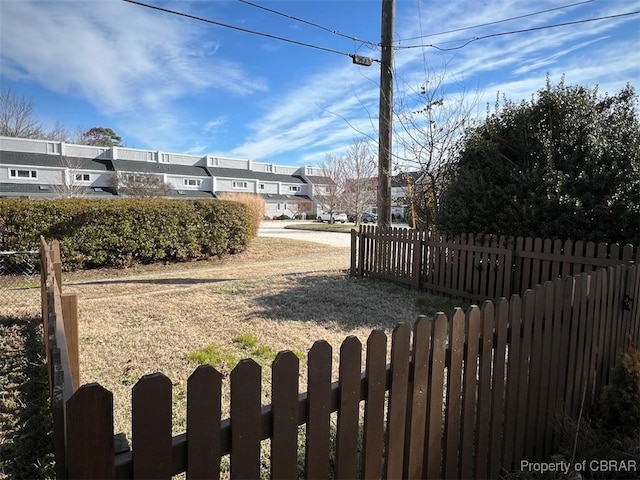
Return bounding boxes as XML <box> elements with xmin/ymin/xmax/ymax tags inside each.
<box><xmin>350</xmin><ymin>229</ymin><xmax>357</xmax><ymax>276</ymax></box>
<box><xmin>61</xmin><ymin>293</ymin><xmax>80</xmax><ymax>391</ymax></box>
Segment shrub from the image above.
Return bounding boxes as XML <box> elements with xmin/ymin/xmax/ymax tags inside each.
<box><xmin>305</xmin><ymin>213</ymin><xmax>317</xmax><ymax>220</ymax></box>
<box><xmin>0</xmin><ymin>198</ymin><xmax>251</xmax><ymax>270</ymax></box>
<box><xmin>600</xmin><ymin>347</ymin><xmax>640</xmax><ymax>430</ymax></box>
<box><xmin>216</xmin><ymin>192</ymin><xmax>264</xmax><ymax>237</ymax></box>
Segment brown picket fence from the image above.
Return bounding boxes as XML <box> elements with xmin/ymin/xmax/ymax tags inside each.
<box><xmin>40</xmin><ymin>237</ymin><xmax>80</xmax><ymax>479</ymax></box>
<box><xmin>53</xmin><ymin>263</ymin><xmax>638</xmax><ymax>478</ymax></box>
<box><xmin>351</xmin><ymin>226</ymin><xmax>638</xmax><ymax>302</ymax></box>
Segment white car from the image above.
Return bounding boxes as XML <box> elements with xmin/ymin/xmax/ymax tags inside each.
<box><xmin>317</xmin><ymin>212</ymin><xmax>348</xmax><ymax>223</ymax></box>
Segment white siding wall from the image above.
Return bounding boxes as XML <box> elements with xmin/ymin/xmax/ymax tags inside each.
<box><xmin>215</xmin><ymin>177</ymin><xmax>257</xmax><ymax>192</ymax></box>
<box><xmin>217</xmin><ymin>158</ymin><xmax>249</xmax><ymax>169</ymax></box>
<box><xmin>117</xmin><ymin>148</ymin><xmax>156</xmax><ymax>161</ymax></box>
<box><xmin>64</xmin><ymin>144</ymin><xmax>110</xmax><ymax>159</ymax></box>
<box><xmin>165</xmin><ymin>175</ymin><xmax>211</xmax><ymax>190</ymax></box>
<box><xmin>276</xmin><ymin>165</ymin><xmax>297</xmax><ymax>175</ymax></box>
<box><xmin>0</xmin><ymin>136</ymin><xmax>50</xmax><ymax>153</ymax></box>
<box><xmin>252</xmin><ymin>162</ymin><xmax>273</xmax><ymax>173</ymax></box>
<box><xmin>2</xmin><ymin>165</ymin><xmax>62</xmax><ymax>184</ymax></box>
<box><xmin>258</xmin><ymin>182</ymin><xmax>278</xmax><ymax>194</ymax></box>
<box><xmin>163</xmin><ymin>153</ymin><xmax>205</xmax><ymax>166</ymax></box>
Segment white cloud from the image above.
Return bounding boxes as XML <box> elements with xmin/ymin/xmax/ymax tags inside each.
<box><xmin>0</xmin><ymin>0</ymin><xmax>266</xmax><ymax>115</ymax></box>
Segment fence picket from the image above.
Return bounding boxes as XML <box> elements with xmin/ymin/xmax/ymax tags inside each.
<box><xmin>271</xmin><ymin>351</ymin><xmax>299</xmax><ymax>480</ymax></box>
<box><xmin>187</xmin><ymin>365</ymin><xmax>222</xmax><ymax>480</ymax></box>
<box><xmin>546</xmin><ymin>278</ymin><xmax>565</xmax><ymax>455</ymax></box>
<box><xmin>231</xmin><ymin>359</ymin><xmax>262</xmax><ymax>480</ymax></box>
<box><xmin>607</xmin><ymin>266</ymin><xmax>624</xmax><ymax>385</ymax></box>
<box><xmin>66</xmin><ymin>384</ymin><xmax>115</xmax><ymax>479</ymax></box>
<box><xmin>537</xmin><ymin>282</ymin><xmax>555</xmax><ymax>459</ymax></box>
<box><xmin>564</xmin><ymin>275</ymin><xmax>585</xmax><ymax>418</ymax></box>
<box><xmin>475</xmin><ymin>302</ymin><xmax>494</xmax><ymax>477</ymax></box>
<box><xmin>132</xmin><ymin>373</ymin><xmax>173</xmax><ymax>479</ymax></box>
<box><xmin>335</xmin><ymin>336</ymin><xmax>362</xmax><ymax>480</ymax></box>
<box><xmin>514</xmin><ymin>290</ymin><xmax>535</xmax><ymax>464</ymax></box>
<box><xmin>305</xmin><ymin>341</ymin><xmax>332</xmax><ymax>480</ymax></box>
<box><xmin>460</xmin><ymin>306</ymin><xmax>481</xmax><ymax>479</ymax></box>
<box><xmin>405</xmin><ymin>317</ymin><xmax>431</xmax><ymax>479</ymax></box>
<box><xmin>501</xmin><ymin>295</ymin><xmax>522</xmax><ymax>471</ymax></box>
<box><xmin>489</xmin><ymin>299</ymin><xmax>509</xmax><ymax>478</ymax></box>
<box><xmin>362</xmin><ymin>330</ymin><xmax>387</xmax><ymax>480</ymax></box>
<box><xmin>425</xmin><ymin>313</ymin><xmax>447</xmax><ymax>480</ymax></box>
<box><xmin>451</xmin><ymin>236</ymin><xmax>460</xmax><ymax>296</ymax></box>
<box><xmin>444</xmin><ymin>309</ymin><xmax>465</xmax><ymax>480</ymax></box>
<box><xmin>385</xmin><ymin>323</ymin><xmax>411</xmax><ymax>479</ymax></box>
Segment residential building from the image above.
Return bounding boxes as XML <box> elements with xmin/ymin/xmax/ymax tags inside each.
<box><xmin>0</xmin><ymin>136</ymin><xmax>332</xmax><ymax>218</ymax></box>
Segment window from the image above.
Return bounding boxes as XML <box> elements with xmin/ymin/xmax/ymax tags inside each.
<box><xmin>74</xmin><ymin>173</ymin><xmax>91</xmax><ymax>182</ymax></box>
<box><xmin>183</xmin><ymin>178</ymin><xmax>202</xmax><ymax>187</ymax></box>
<box><xmin>9</xmin><ymin>169</ymin><xmax>37</xmax><ymax>179</ymax></box>
<box><xmin>289</xmin><ymin>185</ymin><xmax>301</xmax><ymax>192</ymax></box>
<box><xmin>232</xmin><ymin>181</ymin><xmax>248</xmax><ymax>189</ymax></box>
<box><xmin>259</xmin><ymin>183</ymin><xmax>265</xmax><ymax>190</ymax></box>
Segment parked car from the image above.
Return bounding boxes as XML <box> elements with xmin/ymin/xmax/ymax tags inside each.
<box><xmin>361</xmin><ymin>212</ymin><xmax>378</xmax><ymax>223</ymax></box>
<box><xmin>317</xmin><ymin>212</ymin><xmax>348</xmax><ymax>223</ymax></box>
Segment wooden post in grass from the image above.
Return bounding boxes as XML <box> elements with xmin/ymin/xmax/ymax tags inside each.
<box><xmin>61</xmin><ymin>292</ymin><xmax>80</xmax><ymax>391</ymax></box>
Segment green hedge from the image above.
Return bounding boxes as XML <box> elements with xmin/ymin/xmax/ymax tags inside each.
<box><xmin>0</xmin><ymin>198</ymin><xmax>251</xmax><ymax>270</ymax></box>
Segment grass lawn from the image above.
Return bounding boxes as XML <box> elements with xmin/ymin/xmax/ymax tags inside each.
<box><xmin>0</xmin><ymin>235</ymin><xmax>463</xmax><ymax>478</ymax></box>
<box><xmin>64</xmin><ymin>237</ymin><xmax>458</xmax><ymax>441</ymax></box>
<box><xmin>283</xmin><ymin>222</ymin><xmax>356</xmax><ymax>233</ymax></box>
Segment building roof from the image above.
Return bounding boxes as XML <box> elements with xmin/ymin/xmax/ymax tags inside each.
<box><xmin>305</xmin><ymin>175</ymin><xmax>334</xmax><ymax>184</ymax></box>
<box><xmin>206</xmin><ymin>167</ymin><xmax>306</xmax><ymax>184</ymax></box>
<box><xmin>112</xmin><ymin>159</ymin><xmax>208</xmax><ymax>177</ymax></box>
<box><xmin>169</xmin><ymin>189</ymin><xmax>215</xmax><ymax>198</ymax></box>
<box><xmin>0</xmin><ymin>151</ymin><xmax>113</xmax><ymax>171</ymax></box>
<box><xmin>391</xmin><ymin>171</ymin><xmax>422</xmax><ymax>187</ymax></box>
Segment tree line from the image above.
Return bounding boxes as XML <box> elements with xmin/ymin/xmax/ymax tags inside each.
<box><xmin>396</xmin><ymin>77</ymin><xmax>639</xmax><ymax>246</ymax></box>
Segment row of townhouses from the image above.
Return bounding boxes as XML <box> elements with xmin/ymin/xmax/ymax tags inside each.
<box><xmin>0</xmin><ymin>136</ymin><xmax>414</xmax><ymax>219</ymax></box>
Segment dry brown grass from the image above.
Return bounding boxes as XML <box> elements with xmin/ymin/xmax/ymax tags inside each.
<box><xmin>10</xmin><ymin>235</ymin><xmax>457</xmax><ymax>475</ymax></box>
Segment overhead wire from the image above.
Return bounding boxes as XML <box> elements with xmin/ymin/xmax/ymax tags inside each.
<box><xmin>397</xmin><ymin>0</ymin><xmax>596</xmax><ymax>43</ymax></box>
<box><xmin>236</xmin><ymin>0</ymin><xmax>379</xmax><ymax>48</ymax></box>
<box><xmin>122</xmin><ymin>0</ymin><xmax>379</xmax><ymax>62</ymax></box>
<box><xmin>395</xmin><ymin>10</ymin><xmax>640</xmax><ymax>51</ymax></box>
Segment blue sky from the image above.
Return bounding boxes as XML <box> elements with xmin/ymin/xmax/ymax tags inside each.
<box><xmin>1</xmin><ymin>0</ymin><xmax>639</xmax><ymax>167</ymax></box>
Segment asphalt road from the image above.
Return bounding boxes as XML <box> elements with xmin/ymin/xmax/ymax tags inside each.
<box><xmin>257</xmin><ymin>221</ymin><xmax>353</xmax><ymax>248</ymax></box>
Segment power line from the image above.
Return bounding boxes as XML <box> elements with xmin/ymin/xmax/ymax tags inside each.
<box><xmin>397</xmin><ymin>0</ymin><xmax>596</xmax><ymax>43</ymax></box>
<box><xmin>237</xmin><ymin>0</ymin><xmax>378</xmax><ymax>48</ymax></box>
<box><xmin>396</xmin><ymin>10</ymin><xmax>640</xmax><ymax>51</ymax></box>
<box><xmin>122</xmin><ymin>0</ymin><xmax>376</xmax><ymax>61</ymax></box>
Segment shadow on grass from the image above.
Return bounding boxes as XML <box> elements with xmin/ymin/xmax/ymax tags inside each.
<box><xmin>67</xmin><ymin>277</ymin><xmax>232</xmax><ymax>287</ymax></box>
<box><xmin>0</xmin><ymin>316</ymin><xmax>54</xmax><ymax>479</ymax></box>
<box><xmin>253</xmin><ymin>272</ymin><xmax>466</xmax><ymax>330</ymax></box>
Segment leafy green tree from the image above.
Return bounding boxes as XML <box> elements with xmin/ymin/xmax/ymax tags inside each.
<box><xmin>437</xmin><ymin>79</ymin><xmax>640</xmax><ymax>245</ymax></box>
<box><xmin>80</xmin><ymin>127</ymin><xmax>123</xmax><ymax>147</ymax></box>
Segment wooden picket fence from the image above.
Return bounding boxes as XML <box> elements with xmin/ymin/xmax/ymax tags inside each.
<box><xmin>39</xmin><ymin>237</ymin><xmax>80</xmax><ymax>479</ymax></box>
<box><xmin>351</xmin><ymin>226</ymin><xmax>639</xmax><ymax>301</ymax></box>
<box><xmin>54</xmin><ymin>263</ymin><xmax>638</xmax><ymax>478</ymax></box>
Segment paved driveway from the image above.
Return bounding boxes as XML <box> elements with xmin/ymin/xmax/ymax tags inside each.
<box><xmin>257</xmin><ymin>221</ymin><xmax>353</xmax><ymax>248</ymax></box>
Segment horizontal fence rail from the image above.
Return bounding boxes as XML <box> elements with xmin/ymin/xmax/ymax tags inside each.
<box><xmin>59</xmin><ymin>264</ymin><xmax>638</xmax><ymax>479</ymax></box>
<box><xmin>351</xmin><ymin>226</ymin><xmax>638</xmax><ymax>301</ymax></box>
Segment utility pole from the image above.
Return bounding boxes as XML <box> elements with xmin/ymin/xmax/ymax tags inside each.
<box><xmin>377</xmin><ymin>0</ymin><xmax>394</xmax><ymax>228</ymax></box>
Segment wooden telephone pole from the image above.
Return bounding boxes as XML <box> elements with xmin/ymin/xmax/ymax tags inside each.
<box><xmin>377</xmin><ymin>0</ymin><xmax>395</xmax><ymax>228</ymax></box>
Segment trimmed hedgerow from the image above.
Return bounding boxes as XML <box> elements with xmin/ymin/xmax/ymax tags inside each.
<box><xmin>0</xmin><ymin>198</ymin><xmax>251</xmax><ymax>270</ymax></box>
